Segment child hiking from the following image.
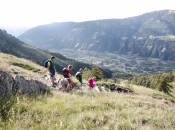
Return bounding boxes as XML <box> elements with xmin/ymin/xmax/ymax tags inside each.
<box><xmin>75</xmin><ymin>68</ymin><xmax>83</xmax><ymax>88</ymax></box>
<box><xmin>88</xmin><ymin>76</ymin><xmax>96</xmax><ymax>89</ymax></box>
<box><xmin>47</xmin><ymin>56</ymin><xmax>57</xmax><ymax>88</ymax></box>
<box><xmin>62</xmin><ymin>65</ymin><xmax>73</xmax><ymax>91</ymax></box>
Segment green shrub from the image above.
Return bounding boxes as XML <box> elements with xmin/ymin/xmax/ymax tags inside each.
<box><xmin>0</xmin><ymin>96</ymin><xmax>17</xmax><ymax>121</ymax></box>
<box><xmin>12</xmin><ymin>62</ymin><xmax>41</xmax><ymax>73</ymax></box>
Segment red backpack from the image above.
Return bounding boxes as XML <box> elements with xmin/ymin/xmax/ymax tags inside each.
<box><xmin>62</xmin><ymin>68</ymin><xmax>69</xmax><ymax>78</ymax></box>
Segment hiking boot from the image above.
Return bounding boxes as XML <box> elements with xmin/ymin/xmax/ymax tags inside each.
<box><xmin>54</xmin><ymin>82</ymin><xmax>57</xmax><ymax>85</ymax></box>
<box><xmin>52</xmin><ymin>85</ymin><xmax>56</xmax><ymax>88</ymax></box>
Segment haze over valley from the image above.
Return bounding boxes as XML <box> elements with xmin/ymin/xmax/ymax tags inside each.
<box><xmin>17</xmin><ymin>10</ymin><xmax>175</xmax><ymax>75</ymax></box>
<box><xmin>19</xmin><ymin>10</ymin><xmax>175</xmax><ymax>61</ymax></box>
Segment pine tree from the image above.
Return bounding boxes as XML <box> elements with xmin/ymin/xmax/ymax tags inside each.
<box><xmin>157</xmin><ymin>74</ymin><xmax>173</xmax><ymax>96</ymax></box>
<box><xmin>82</xmin><ymin>67</ymin><xmax>92</xmax><ymax>80</ymax></box>
<box><xmin>91</xmin><ymin>64</ymin><xmax>104</xmax><ymax>81</ymax></box>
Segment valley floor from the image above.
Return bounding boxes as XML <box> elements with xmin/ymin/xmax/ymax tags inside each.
<box><xmin>54</xmin><ymin>49</ymin><xmax>175</xmax><ymax>75</ymax></box>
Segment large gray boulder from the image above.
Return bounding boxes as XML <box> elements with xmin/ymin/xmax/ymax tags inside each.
<box><xmin>0</xmin><ymin>70</ymin><xmax>14</xmax><ymax>97</ymax></box>
<box><xmin>57</xmin><ymin>78</ymin><xmax>68</xmax><ymax>90</ymax></box>
<box><xmin>0</xmin><ymin>70</ymin><xmax>49</xmax><ymax>97</ymax></box>
<box><xmin>13</xmin><ymin>76</ymin><xmax>48</xmax><ymax>95</ymax></box>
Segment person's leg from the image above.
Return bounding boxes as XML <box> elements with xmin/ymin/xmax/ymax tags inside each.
<box><xmin>80</xmin><ymin>81</ymin><xmax>83</xmax><ymax>87</ymax></box>
<box><xmin>50</xmin><ymin>70</ymin><xmax>54</xmax><ymax>85</ymax></box>
<box><xmin>51</xmin><ymin>77</ymin><xmax>54</xmax><ymax>84</ymax></box>
<box><xmin>52</xmin><ymin>75</ymin><xmax>55</xmax><ymax>84</ymax></box>
<box><xmin>67</xmin><ymin>83</ymin><xmax>71</xmax><ymax>90</ymax></box>
<box><xmin>66</xmin><ymin>79</ymin><xmax>71</xmax><ymax>90</ymax></box>
<box><xmin>51</xmin><ymin>70</ymin><xmax>56</xmax><ymax>87</ymax></box>
<box><xmin>79</xmin><ymin>81</ymin><xmax>81</xmax><ymax>88</ymax></box>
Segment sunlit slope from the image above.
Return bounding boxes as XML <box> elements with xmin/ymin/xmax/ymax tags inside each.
<box><xmin>0</xmin><ymin>53</ymin><xmax>175</xmax><ymax>129</ymax></box>
<box><xmin>1</xmin><ymin>91</ymin><xmax>175</xmax><ymax>130</ymax></box>
<box><xmin>19</xmin><ymin>10</ymin><xmax>175</xmax><ymax>60</ymax></box>
<box><xmin>0</xmin><ymin>29</ymin><xmax>112</xmax><ymax>77</ymax></box>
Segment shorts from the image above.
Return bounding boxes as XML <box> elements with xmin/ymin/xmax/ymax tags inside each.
<box><xmin>89</xmin><ymin>85</ymin><xmax>95</xmax><ymax>88</ymax></box>
<box><xmin>79</xmin><ymin>80</ymin><xmax>83</xmax><ymax>85</ymax></box>
<box><xmin>50</xmin><ymin>70</ymin><xmax>55</xmax><ymax>77</ymax></box>
<box><xmin>67</xmin><ymin>78</ymin><xmax>72</xmax><ymax>84</ymax></box>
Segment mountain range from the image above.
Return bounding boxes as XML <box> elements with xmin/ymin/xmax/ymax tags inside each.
<box><xmin>0</xmin><ymin>25</ymin><xmax>29</xmax><ymax>37</ymax></box>
<box><xmin>0</xmin><ymin>29</ymin><xmax>112</xmax><ymax>78</ymax></box>
<box><xmin>18</xmin><ymin>10</ymin><xmax>175</xmax><ymax>60</ymax></box>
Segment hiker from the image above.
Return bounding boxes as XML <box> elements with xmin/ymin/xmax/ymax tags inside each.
<box><xmin>63</xmin><ymin>65</ymin><xmax>73</xmax><ymax>91</ymax></box>
<box><xmin>75</xmin><ymin>68</ymin><xmax>83</xmax><ymax>88</ymax></box>
<box><xmin>47</xmin><ymin>56</ymin><xmax>57</xmax><ymax>88</ymax></box>
<box><xmin>88</xmin><ymin>76</ymin><xmax>96</xmax><ymax>89</ymax></box>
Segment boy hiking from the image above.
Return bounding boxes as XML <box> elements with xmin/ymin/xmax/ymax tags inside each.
<box><xmin>62</xmin><ymin>65</ymin><xmax>73</xmax><ymax>91</ymax></box>
<box><xmin>75</xmin><ymin>68</ymin><xmax>83</xmax><ymax>88</ymax></box>
<box><xmin>88</xmin><ymin>76</ymin><xmax>96</xmax><ymax>89</ymax></box>
<box><xmin>47</xmin><ymin>56</ymin><xmax>57</xmax><ymax>88</ymax></box>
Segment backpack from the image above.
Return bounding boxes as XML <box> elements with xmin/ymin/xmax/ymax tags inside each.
<box><xmin>62</xmin><ymin>68</ymin><xmax>69</xmax><ymax>78</ymax></box>
<box><xmin>44</xmin><ymin>59</ymin><xmax>51</xmax><ymax>68</ymax></box>
<box><xmin>75</xmin><ymin>72</ymin><xmax>80</xmax><ymax>80</ymax></box>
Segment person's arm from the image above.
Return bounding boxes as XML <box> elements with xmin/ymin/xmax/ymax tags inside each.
<box><xmin>47</xmin><ymin>62</ymin><xmax>51</xmax><ymax>75</ymax></box>
<box><xmin>54</xmin><ymin>66</ymin><xmax>56</xmax><ymax>72</ymax></box>
<box><xmin>92</xmin><ymin>79</ymin><xmax>94</xmax><ymax>84</ymax></box>
<box><xmin>68</xmin><ymin>73</ymin><xmax>70</xmax><ymax>78</ymax></box>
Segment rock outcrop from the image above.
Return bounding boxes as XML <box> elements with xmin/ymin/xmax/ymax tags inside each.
<box><xmin>0</xmin><ymin>70</ymin><xmax>49</xmax><ymax>97</ymax></box>
<box><xmin>0</xmin><ymin>70</ymin><xmax>14</xmax><ymax>97</ymax></box>
<box><xmin>57</xmin><ymin>78</ymin><xmax>68</xmax><ymax>90</ymax></box>
<box><xmin>110</xmin><ymin>83</ymin><xmax>134</xmax><ymax>93</ymax></box>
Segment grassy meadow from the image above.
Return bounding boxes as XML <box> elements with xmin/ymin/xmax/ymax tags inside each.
<box><xmin>1</xmin><ymin>91</ymin><xmax>175</xmax><ymax>130</ymax></box>
<box><xmin>1</xmin><ymin>53</ymin><xmax>175</xmax><ymax>129</ymax></box>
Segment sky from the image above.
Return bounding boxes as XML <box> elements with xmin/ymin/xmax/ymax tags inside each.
<box><xmin>0</xmin><ymin>0</ymin><xmax>175</xmax><ymax>28</ymax></box>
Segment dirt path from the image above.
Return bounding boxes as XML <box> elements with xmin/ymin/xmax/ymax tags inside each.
<box><xmin>6</xmin><ymin>63</ymin><xmax>175</xmax><ymax>107</ymax></box>
<box><xmin>9</xmin><ymin>65</ymin><xmax>52</xmax><ymax>86</ymax></box>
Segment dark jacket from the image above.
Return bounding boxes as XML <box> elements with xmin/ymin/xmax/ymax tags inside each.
<box><xmin>76</xmin><ymin>72</ymin><xmax>82</xmax><ymax>81</ymax></box>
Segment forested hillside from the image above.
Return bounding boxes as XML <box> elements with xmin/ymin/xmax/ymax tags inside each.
<box><xmin>0</xmin><ymin>29</ymin><xmax>112</xmax><ymax>78</ymax></box>
<box><xmin>130</xmin><ymin>72</ymin><xmax>175</xmax><ymax>96</ymax></box>
<box><xmin>19</xmin><ymin>10</ymin><xmax>175</xmax><ymax>60</ymax></box>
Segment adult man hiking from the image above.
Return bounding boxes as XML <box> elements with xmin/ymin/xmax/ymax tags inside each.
<box><xmin>48</xmin><ymin>56</ymin><xmax>57</xmax><ymax>88</ymax></box>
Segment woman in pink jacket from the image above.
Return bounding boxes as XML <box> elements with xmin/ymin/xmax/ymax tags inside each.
<box><xmin>88</xmin><ymin>76</ymin><xmax>96</xmax><ymax>89</ymax></box>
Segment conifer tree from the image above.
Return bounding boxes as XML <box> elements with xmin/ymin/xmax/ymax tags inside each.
<box><xmin>157</xmin><ymin>74</ymin><xmax>173</xmax><ymax>96</ymax></box>
<box><xmin>91</xmin><ymin>64</ymin><xmax>104</xmax><ymax>81</ymax></box>
<box><xmin>82</xmin><ymin>67</ymin><xmax>92</xmax><ymax>80</ymax></box>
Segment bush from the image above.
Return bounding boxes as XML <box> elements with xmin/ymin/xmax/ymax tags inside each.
<box><xmin>12</xmin><ymin>62</ymin><xmax>41</xmax><ymax>72</ymax></box>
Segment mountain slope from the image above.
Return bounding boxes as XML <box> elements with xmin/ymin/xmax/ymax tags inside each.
<box><xmin>0</xmin><ymin>29</ymin><xmax>112</xmax><ymax>78</ymax></box>
<box><xmin>19</xmin><ymin>10</ymin><xmax>175</xmax><ymax>60</ymax></box>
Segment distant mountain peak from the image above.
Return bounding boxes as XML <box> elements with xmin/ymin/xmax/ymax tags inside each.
<box><xmin>18</xmin><ymin>10</ymin><xmax>175</xmax><ymax>60</ymax></box>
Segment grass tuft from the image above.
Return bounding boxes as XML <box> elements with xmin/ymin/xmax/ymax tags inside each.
<box><xmin>11</xmin><ymin>62</ymin><xmax>41</xmax><ymax>73</ymax></box>
<box><xmin>0</xmin><ymin>91</ymin><xmax>175</xmax><ymax>129</ymax></box>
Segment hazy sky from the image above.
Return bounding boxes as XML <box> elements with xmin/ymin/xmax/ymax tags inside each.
<box><xmin>0</xmin><ymin>0</ymin><xmax>175</xmax><ymax>28</ymax></box>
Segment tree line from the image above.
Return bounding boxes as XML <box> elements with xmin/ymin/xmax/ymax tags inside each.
<box><xmin>129</xmin><ymin>72</ymin><xmax>174</xmax><ymax>96</ymax></box>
